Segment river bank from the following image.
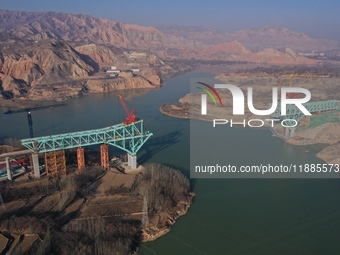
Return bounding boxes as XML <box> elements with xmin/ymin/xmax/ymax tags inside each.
<box><xmin>0</xmin><ymin>69</ymin><xmax>195</xmax><ymax>110</ymax></box>
<box><xmin>160</xmin><ymin>94</ymin><xmax>340</xmax><ymax>165</ymax></box>
<box><xmin>142</xmin><ymin>192</ymin><xmax>195</xmax><ymax>242</ymax></box>
<box><xmin>160</xmin><ymin>71</ymin><xmax>340</xmax><ymax>167</ymax></box>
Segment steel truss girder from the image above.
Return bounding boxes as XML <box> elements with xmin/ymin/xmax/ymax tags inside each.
<box><xmin>271</xmin><ymin>100</ymin><xmax>340</xmax><ymax>126</ymax></box>
<box><xmin>21</xmin><ymin>120</ymin><xmax>152</xmax><ymax>156</ymax></box>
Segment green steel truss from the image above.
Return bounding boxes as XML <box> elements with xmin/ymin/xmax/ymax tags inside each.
<box><xmin>271</xmin><ymin>100</ymin><xmax>340</xmax><ymax>125</ymax></box>
<box><xmin>21</xmin><ymin>120</ymin><xmax>153</xmax><ymax>155</ymax></box>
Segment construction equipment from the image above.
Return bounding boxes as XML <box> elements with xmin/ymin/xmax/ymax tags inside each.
<box><xmin>282</xmin><ymin>74</ymin><xmax>329</xmax><ymax>87</ymax></box>
<box><xmin>281</xmin><ymin>74</ymin><xmax>328</xmax><ymax>99</ymax></box>
<box><xmin>4</xmin><ymin>103</ymin><xmax>67</xmax><ymax>138</ymax></box>
<box><xmin>117</xmin><ymin>94</ymin><xmax>137</xmax><ymax>125</ymax></box>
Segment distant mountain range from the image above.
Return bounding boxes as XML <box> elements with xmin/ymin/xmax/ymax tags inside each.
<box><xmin>157</xmin><ymin>24</ymin><xmax>340</xmax><ymax>52</ymax></box>
<box><xmin>0</xmin><ymin>10</ymin><xmax>202</xmax><ymax>50</ymax></box>
<box><xmin>0</xmin><ymin>9</ymin><xmax>339</xmax><ymax>102</ymax></box>
<box><xmin>199</xmin><ymin>41</ymin><xmax>315</xmax><ymax>65</ymax></box>
<box><xmin>1</xmin><ymin>10</ymin><xmax>339</xmax><ymax>52</ymax></box>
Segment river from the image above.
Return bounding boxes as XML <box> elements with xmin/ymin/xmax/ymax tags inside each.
<box><xmin>1</xmin><ymin>72</ymin><xmax>340</xmax><ymax>254</ymax></box>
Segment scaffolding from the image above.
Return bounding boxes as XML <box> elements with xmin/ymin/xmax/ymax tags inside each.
<box><xmin>44</xmin><ymin>150</ymin><xmax>66</xmax><ymax>176</ymax></box>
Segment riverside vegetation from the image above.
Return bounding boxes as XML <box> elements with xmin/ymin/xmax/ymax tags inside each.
<box><xmin>0</xmin><ymin>162</ymin><xmax>193</xmax><ymax>255</ymax></box>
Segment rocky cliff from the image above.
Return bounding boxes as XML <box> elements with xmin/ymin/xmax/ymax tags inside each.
<box><xmin>0</xmin><ymin>39</ymin><xmax>95</xmax><ymax>98</ymax></box>
<box><xmin>86</xmin><ymin>76</ymin><xmax>156</xmax><ymax>92</ymax></box>
<box><xmin>0</xmin><ymin>38</ymin><xmax>187</xmax><ymax>102</ymax></box>
<box><xmin>75</xmin><ymin>44</ymin><xmax>116</xmax><ymax>66</ymax></box>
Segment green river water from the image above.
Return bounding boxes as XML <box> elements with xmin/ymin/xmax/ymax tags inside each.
<box><xmin>1</xmin><ymin>72</ymin><xmax>340</xmax><ymax>255</ymax></box>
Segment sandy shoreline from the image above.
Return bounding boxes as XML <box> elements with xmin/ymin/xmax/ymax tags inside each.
<box><xmin>160</xmin><ymin>100</ymin><xmax>340</xmax><ymax>165</ymax></box>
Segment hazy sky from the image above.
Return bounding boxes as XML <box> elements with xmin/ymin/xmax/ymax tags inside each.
<box><xmin>1</xmin><ymin>0</ymin><xmax>340</xmax><ymax>40</ymax></box>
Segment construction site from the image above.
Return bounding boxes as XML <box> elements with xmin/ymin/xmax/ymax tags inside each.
<box><xmin>0</xmin><ymin>93</ymin><xmax>193</xmax><ymax>254</ymax></box>
<box><xmin>162</xmin><ymin>72</ymin><xmax>340</xmax><ymax>143</ymax></box>
<box><xmin>212</xmin><ymin>72</ymin><xmax>340</xmax><ymax>138</ymax></box>
<box><xmin>269</xmin><ymin>74</ymin><xmax>340</xmax><ymax>143</ymax></box>
<box><xmin>0</xmin><ymin>94</ymin><xmax>152</xmax><ymax>181</ymax></box>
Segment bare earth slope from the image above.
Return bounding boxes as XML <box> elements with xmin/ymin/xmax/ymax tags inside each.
<box><xmin>157</xmin><ymin>24</ymin><xmax>340</xmax><ymax>52</ymax></box>
<box><xmin>199</xmin><ymin>41</ymin><xmax>316</xmax><ymax>64</ymax></box>
<box><xmin>0</xmin><ymin>39</ymin><xmax>94</xmax><ymax>97</ymax></box>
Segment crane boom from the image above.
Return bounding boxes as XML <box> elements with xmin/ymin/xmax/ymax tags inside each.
<box><xmin>281</xmin><ymin>73</ymin><xmax>329</xmax><ymax>99</ymax></box>
<box><xmin>282</xmin><ymin>74</ymin><xmax>329</xmax><ymax>87</ymax></box>
<box><xmin>4</xmin><ymin>103</ymin><xmax>67</xmax><ymax>138</ymax></box>
<box><xmin>117</xmin><ymin>95</ymin><xmax>131</xmax><ymax>117</ymax></box>
<box><xmin>117</xmin><ymin>94</ymin><xmax>137</xmax><ymax>125</ymax></box>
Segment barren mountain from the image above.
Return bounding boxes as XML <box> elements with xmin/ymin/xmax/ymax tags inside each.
<box><xmin>74</xmin><ymin>44</ymin><xmax>116</xmax><ymax>66</ymax></box>
<box><xmin>74</xmin><ymin>43</ymin><xmax>188</xmax><ymax>84</ymax></box>
<box><xmin>0</xmin><ymin>39</ymin><xmax>95</xmax><ymax>97</ymax></box>
<box><xmin>1</xmin><ymin>9</ymin><xmax>333</xmax><ymax>58</ymax></box>
<box><xmin>156</xmin><ymin>25</ymin><xmax>229</xmax><ymax>45</ymax></box>
<box><xmin>199</xmin><ymin>41</ymin><xmax>316</xmax><ymax>64</ymax></box>
<box><xmin>0</xmin><ymin>10</ymin><xmax>203</xmax><ymax>50</ymax></box>
<box><xmin>0</xmin><ymin>9</ymin><xmax>335</xmax><ymax>105</ymax></box>
<box><xmin>157</xmin><ymin>25</ymin><xmax>340</xmax><ymax>52</ymax></box>
<box><xmin>0</xmin><ymin>38</ymin><xmax>191</xmax><ymax>103</ymax></box>
<box><xmin>228</xmin><ymin>26</ymin><xmax>339</xmax><ymax>52</ymax></box>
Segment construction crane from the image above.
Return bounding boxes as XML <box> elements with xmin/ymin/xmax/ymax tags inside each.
<box><xmin>117</xmin><ymin>94</ymin><xmax>137</xmax><ymax>125</ymax></box>
<box><xmin>4</xmin><ymin>103</ymin><xmax>67</xmax><ymax>138</ymax></box>
<box><xmin>281</xmin><ymin>73</ymin><xmax>328</xmax><ymax>99</ymax></box>
<box><xmin>282</xmin><ymin>74</ymin><xmax>329</xmax><ymax>87</ymax></box>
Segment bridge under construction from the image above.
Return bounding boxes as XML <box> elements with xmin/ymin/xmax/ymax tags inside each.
<box><xmin>19</xmin><ymin>119</ymin><xmax>152</xmax><ymax>179</ymax></box>
<box><xmin>271</xmin><ymin>100</ymin><xmax>340</xmax><ymax>137</ymax></box>
<box><xmin>1</xmin><ymin>95</ymin><xmax>153</xmax><ymax>180</ymax></box>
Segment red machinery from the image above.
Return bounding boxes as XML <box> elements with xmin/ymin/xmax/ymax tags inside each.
<box><xmin>117</xmin><ymin>94</ymin><xmax>137</xmax><ymax>125</ymax></box>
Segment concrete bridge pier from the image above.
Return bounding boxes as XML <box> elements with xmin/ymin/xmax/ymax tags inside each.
<box><xmin>285</xmin><ymin>127</ymin><xmax>296</xmax><ymax>138</ymax></box>
<box><xmin>5</xmin><ymin>157</ymin><xmax>12</xmax><ymax>181</ymax></box>
<box><xmin>128</xmin><ymin>154</ymin><xmax>137</xmax><ymax>169</ymax></box>
<box><xmin>32</xmin><ymin>153</ymin><xmax>40</xmax><ymax>179</ymax></box>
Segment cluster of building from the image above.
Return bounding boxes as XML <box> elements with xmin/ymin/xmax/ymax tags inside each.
<box><xmin>106</xmin><ymin>66</ymin><xmax>140</xmax><ymax>77</ymax></box>
<box><xmin>298</xmin><ymin>50</ymin><xmax>340</xmax><ymax>59</ymax></box>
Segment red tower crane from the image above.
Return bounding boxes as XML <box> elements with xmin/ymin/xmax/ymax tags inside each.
<box><xmin>117</xmin><ymin>94</ymin><xmax>137</xmax><ymax>125</ymax></box>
